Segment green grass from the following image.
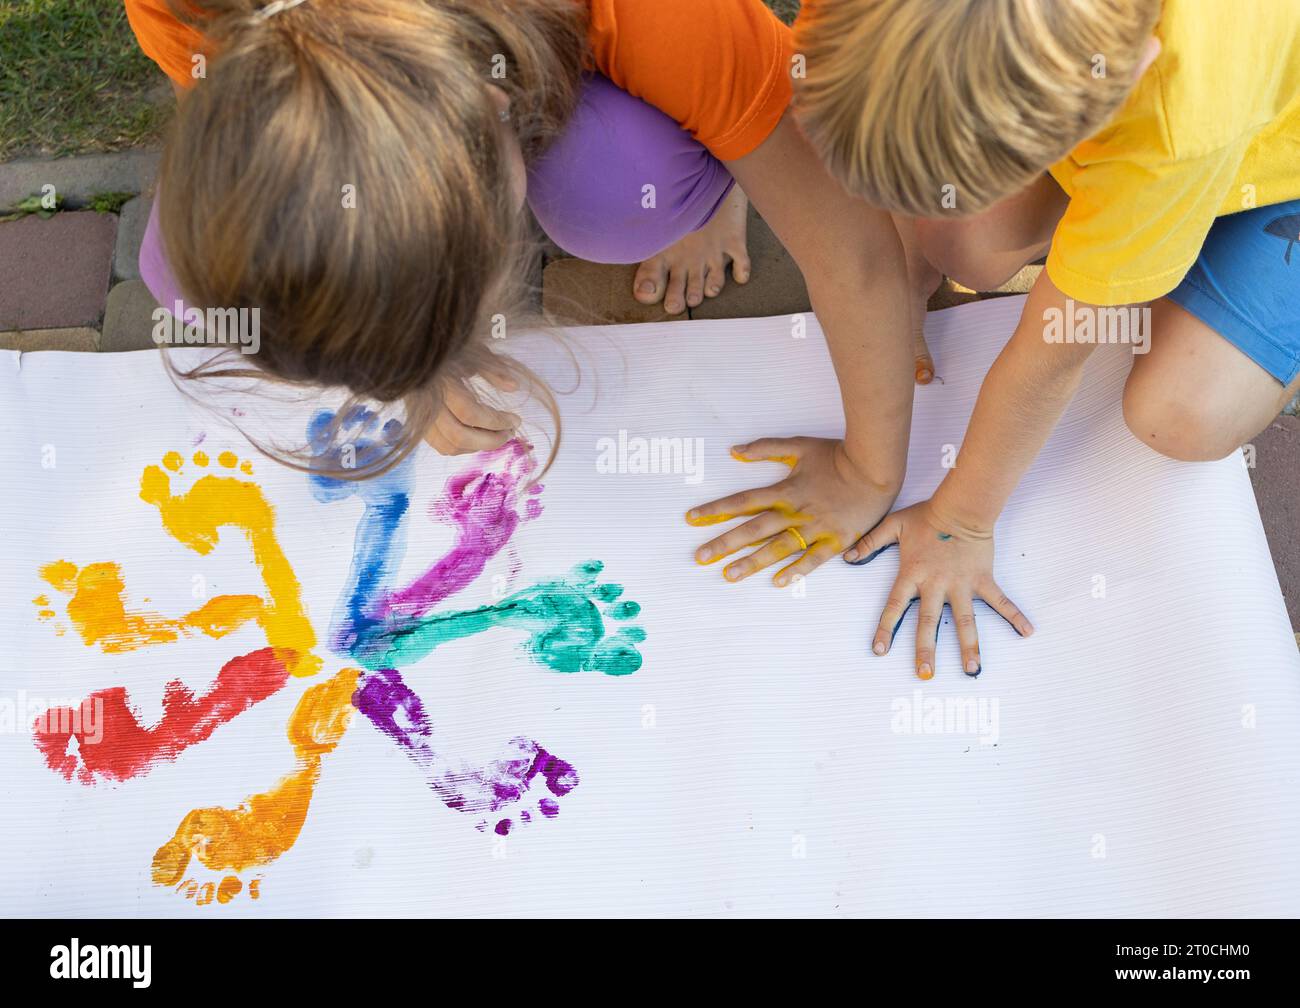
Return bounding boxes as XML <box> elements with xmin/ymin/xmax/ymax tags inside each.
<box><xmin>764</xmin><ymin>0</ymin><xmax>800</xmax><ymax>25</ymax></box>
<box><xmin>0</xmin><ymin>0</ymin><xmax>170</xmax><ymax>162</ymax></box>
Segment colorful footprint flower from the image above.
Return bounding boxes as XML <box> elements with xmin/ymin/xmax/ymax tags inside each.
<box><xmin>32</xmin><ymin>420</ymin><xmax>646</xmax><ymax>905</ymax></box>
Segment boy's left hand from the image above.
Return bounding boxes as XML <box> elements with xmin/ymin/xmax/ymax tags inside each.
<box><xmin>844</xmin><ymin>499</ymin><xmax>1034</xmax><ymax>678</ymax></box>
<box><xmin>687</xmin><ymin>437</ymin><xmax>899</xmax><ymax>587</ymax></box>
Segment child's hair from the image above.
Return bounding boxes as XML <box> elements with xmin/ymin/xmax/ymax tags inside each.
<box><xmin>793</xmin><ymin>0</ymin><xmax>1161</xmax><ymax>216</ymax></box>
<box><xmin>158</xmin><ymin>0</ymin><xmax>588</xmax><ymax>475</ymax></box>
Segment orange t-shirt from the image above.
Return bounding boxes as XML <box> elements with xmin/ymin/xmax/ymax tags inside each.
<box><xmin>122</xmin><ymin>0</ymin><xmax>793</xmax><ymax>162</ymax></box>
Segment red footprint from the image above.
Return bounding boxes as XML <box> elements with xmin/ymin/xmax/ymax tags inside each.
<box><xmin>33</xmin><ymin>647</ymin><xmax>290</xmax><ymax>785</ymax></box>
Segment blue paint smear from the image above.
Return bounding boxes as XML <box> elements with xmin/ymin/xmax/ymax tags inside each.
<box><xmin>307</xmin><ymin>408</ymin><xmax>414</xmax><ymax>656</ymax></box>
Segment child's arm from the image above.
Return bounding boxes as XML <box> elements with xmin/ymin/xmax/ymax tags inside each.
<box><xmin>728</xmin><ymin>111</ymin><xmax>914</xmax><ymax>493</ymax></box>
<box><xmin>846</xmin><ymin>270</ymin><xmax>1108</xmax><ymax>677</ymax></box>
<box><xmin>686</xmin><ymin>111</ymin><xmax>915</xmax><ymax>583</ymax></box>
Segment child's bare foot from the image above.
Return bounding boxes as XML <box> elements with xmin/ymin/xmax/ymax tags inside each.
<box><xmin>911</xmin><ymin>262</ymin><xmax>944</xmax><ymax>385</ymax></box>
<box><xmin>632</xmin><ymin>186</ymin><xmax>752</xmax><ymax>315</ymax></box>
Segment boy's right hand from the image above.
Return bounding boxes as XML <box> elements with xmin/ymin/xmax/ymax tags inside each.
<box><xmin>424</xmin><ymin>370</ymin><xmax>522</xmax><ymax>456</ymax></box>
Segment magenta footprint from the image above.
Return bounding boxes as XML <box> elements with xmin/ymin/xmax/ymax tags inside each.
<box><xmin>373</xmin><ymin>439</ymin><xmax>543</xmax><ymax>624</ymax></box>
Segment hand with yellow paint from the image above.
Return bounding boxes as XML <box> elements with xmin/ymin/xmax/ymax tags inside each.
<box><xmin>844</xmin><ymin>499</ymin><xmax>1034</xmax><ymax>679</ymax></box>
<box><xmin>687</xmin><ymin>437</ymin><xmax>899</xmax><ymax>588</ymax></box>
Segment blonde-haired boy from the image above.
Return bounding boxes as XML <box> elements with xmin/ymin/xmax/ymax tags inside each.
<box><xmin>794</xmin><ymin>0</ymin><xmax>1300</xmax><ymax>676</ymax></box>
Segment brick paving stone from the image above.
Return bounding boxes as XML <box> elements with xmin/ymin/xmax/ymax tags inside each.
<box><xmin>542</xmin><ymin>259</ymin><xmax>680</xmax><ymax>325</ymax></box>
<box><xmin>0</xmin><ymin>327</ymin><xmax>99</xmax><ymax>352</ymax></box>
<box><xmin>0</xmin><ymin>212</ymin><xmax>116</xmax><ymax>331</ymax></box>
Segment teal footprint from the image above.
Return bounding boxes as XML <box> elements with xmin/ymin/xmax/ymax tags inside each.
<box><xmin>513</xmin><ymin>561</ymin><xmax>646</xmax><ymax>676</ymax></box>
<box><xmin>375</xmin><ymin>561</ymin><xmax>645</xmax><ymax>676</ymax></box>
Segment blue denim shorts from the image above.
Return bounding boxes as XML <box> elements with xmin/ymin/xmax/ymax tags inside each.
<box><xmin>1167</xmin><ymin>198</ymin><xmax>1300</xmax><ymax>385</ymax></box>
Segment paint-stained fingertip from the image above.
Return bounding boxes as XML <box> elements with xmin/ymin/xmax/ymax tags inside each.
<box><xmin>845</xmin><ymin>545</ymin><xmax>887</xmax><ymax>566</ymax></box>
<box><xmin>685</xmin><ymin>510</ymin><xmax>731</xmax><ymax>527</ymax></box>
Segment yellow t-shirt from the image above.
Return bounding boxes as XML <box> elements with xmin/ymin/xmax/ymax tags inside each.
<box><xmin>1047</xmin><ymin>0</ymin><xmax>1300</xmax><ymax>306</ymax></box>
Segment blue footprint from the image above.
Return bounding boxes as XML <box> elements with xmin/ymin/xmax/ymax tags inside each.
<box><xmin>307</xmin><ymin>407</ymin><xmax>414</xmax><ymax>657</ymax></box>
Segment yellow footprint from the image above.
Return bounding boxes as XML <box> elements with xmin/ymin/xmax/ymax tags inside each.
<box><xmin>35</xmin><ymin>559</ymin><xmax>263</xmax><ymax>652</ymax></box>
<box><xmin>139</xmin><ymin>451</ymin><xmax>320</xmax><ymax>677</ymax></box>
<box><xmin>151</xmin><ymin>668</ymin><xmax>360</xmax><ymax>889</ymax></box>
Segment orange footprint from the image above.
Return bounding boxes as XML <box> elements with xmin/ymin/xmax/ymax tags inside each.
<box><xmin>174</xmin><ymin>873</ymin><xmax>261</xmax><ymax>907</ymax></box>
<box><xmin>151</xmin><ymin>668</ymin><xmax>360</xmax><ymax>890</ymax></box>
<box><xmin>36</xmin><ymin>559</ymin><xmax>263</xmax><ymax>652</ymax></box>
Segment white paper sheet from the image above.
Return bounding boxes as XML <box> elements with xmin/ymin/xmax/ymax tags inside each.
<box><xmin>2</xmin><ymin>295</ymin><xmax>1298</xmax><ymax>918</ymax></box>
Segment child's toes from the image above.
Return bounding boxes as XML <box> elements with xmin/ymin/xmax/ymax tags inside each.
<box><xmin>662</xmin><ymin>265</ymin><xmax>689</xmax><ymax>315</ymax></box>
<box><xmin>728</xmin><ymin>245</ymin><xmax>752</xmax><ymax>285</ymax></box>
<box><xmin>632</xmin><ymin>255</ymin><xmax>668</xmax><ymax>305</ymax></box>
<box><xmin>685</xmin><ymin>267</ymin><xmax>706</xmax><ymax>308</ymax></box>
<box><xmin>705</xmin><ymin>257</ymin><xmax>727</xmax><ymax>298</ymax></box>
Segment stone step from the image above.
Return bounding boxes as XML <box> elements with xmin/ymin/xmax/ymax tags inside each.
<box><xmin>101</xmin><ymin>279</ymin><xmax>162</xmax><ymax>352</ymax></box>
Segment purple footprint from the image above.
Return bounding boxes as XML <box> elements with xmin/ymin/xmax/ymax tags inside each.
<box><xmin>353</xmin><ymin>668</ymin><xmax>578</xmax><ymax>835</ymax></box>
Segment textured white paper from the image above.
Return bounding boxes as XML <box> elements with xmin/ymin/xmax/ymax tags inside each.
<box><xmin>2</xmin><ymin>295</ymin><xmax>1298</xmax><ymax>918</ymax></box>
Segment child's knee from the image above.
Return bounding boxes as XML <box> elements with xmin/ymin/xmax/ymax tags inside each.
<box><xmin>915</xmin><ymin>218</ymin><xmax>1020</xmax><ymax>292</ymax></box>
<box><xmin>1121</xmin><ymin>378</ymin><xmax>1242</xmax><ymax>462</ymax></box>
<box><xmin>527</xmin><ymin>74</ymin><xmax>732</xmax><ymax>264</ymax></box>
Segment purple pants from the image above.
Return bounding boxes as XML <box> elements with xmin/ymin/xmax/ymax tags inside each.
<box><xmin>526</xmin><ymin>73</ymin><xmax>735</xmax><ymax>263</ymax></box>
<box><xmin>138</xmin><ymin>73</ymin><xmax>734</xmax><ymax>306</ymax></box>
